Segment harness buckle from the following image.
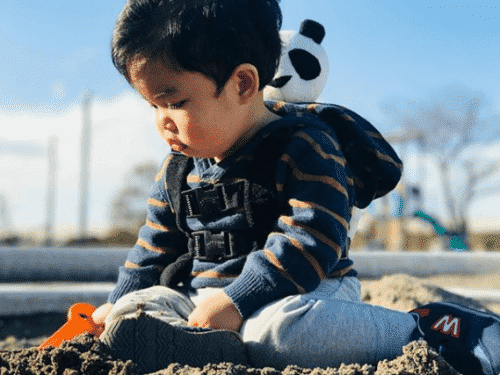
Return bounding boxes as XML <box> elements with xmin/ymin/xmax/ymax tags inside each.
<box><xmin>190</xmin><ymin>231</ymin><xmax>235</xmax><ymax>261</ymax></box>
<box><xmin>181</xmin><ymin>181</ymin><xmax>246</xmax><ymax>218</ymax></box>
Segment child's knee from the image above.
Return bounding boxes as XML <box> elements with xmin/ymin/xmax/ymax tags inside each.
<box><xmin>105</xmin><ymin>286</ymin><xmax>195</xmax><ymax>326</ymax></box>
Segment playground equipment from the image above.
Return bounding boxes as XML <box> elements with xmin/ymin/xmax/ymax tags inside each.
<box><xmin>414</xmin><ymin>211</ymin><xmax>467</xmax><ymax>251</ymax></box>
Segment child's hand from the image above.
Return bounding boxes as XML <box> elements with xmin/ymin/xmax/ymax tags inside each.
<box><xmin>91</xmin><ymin>302</ymin><xmax>114</xmax><ymax>337</ymax></box>
<box><xmin>187</xmin><ymin>290</ymin><xmax>243</xmax><ymax>332</ymax></box>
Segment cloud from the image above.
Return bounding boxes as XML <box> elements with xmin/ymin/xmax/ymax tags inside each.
<box><xmin>0</xmin><ymin>92</ymin><xmax>168</xmax><ymax>234</ymax></box>
<box><xmin>0</xmin><ymin>139</ymin><xmax>46</xmax><ymax>157</ymax></box>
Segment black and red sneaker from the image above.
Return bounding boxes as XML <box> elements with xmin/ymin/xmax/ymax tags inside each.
<box><xmin>411</xmin><ymin>302</ymin><xmax>500</xmax><ymax>375</ymax></box>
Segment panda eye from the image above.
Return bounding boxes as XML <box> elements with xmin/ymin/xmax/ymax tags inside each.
<box><xmin>269</xmin><ymin>75</ymin><xmax>292</xmax><ymax>88</ymax></box>
<box><xmin>289</xmin><ymin>49</ymin><xmax>321</xmax><ymax>81</ymax></box>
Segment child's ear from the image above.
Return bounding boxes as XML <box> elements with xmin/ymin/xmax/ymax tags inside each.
<box><xmin>232</xmin><ymin>63</ymin><xmax>260</xmax><ymax>104</ymax></box>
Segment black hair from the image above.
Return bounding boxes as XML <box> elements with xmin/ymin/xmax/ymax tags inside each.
<box><xmin>112</xmin><ymin>0</ymin><xmax>282</xmax><ymax>93</ymax></box>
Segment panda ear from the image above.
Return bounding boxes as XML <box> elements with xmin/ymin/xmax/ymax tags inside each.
<box><xmin>299</xmin><ymin>19</ymin><xmax>325</xmax><ymax>44</ymax></box>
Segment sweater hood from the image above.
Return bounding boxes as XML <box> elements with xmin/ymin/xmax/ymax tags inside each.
<box><xmin>265</xmin><ymin>100</ymin><xmax>403</xmax><ymax>209</ymax></box>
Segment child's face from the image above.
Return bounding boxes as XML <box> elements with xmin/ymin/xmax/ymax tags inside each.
<box><xmin>128</xmin><ymin>56</ymin><xmax>254</xmax><ymax>161</ymax></box>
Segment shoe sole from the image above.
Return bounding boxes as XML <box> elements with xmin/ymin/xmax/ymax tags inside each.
<box><xmin>100</xmin><ymin>312</ymin><xmax>248</xmax><ymax>374</ymax></box>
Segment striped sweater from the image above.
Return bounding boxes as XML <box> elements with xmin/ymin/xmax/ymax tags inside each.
<box><xmin>108</xmin><ymin>101</ymin><xmax>402</xmax><ymax>319</ymax></box>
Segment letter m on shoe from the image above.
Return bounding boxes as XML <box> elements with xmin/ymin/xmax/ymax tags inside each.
<box><xmin>411</xmin><ymin>302</ymin><xmax>500</xmax><ymax>375</ymax></box>
<box><xmin>431</xmin><ymin>315</ymin><xmax>461</xmax><ymax>338</ymax></box>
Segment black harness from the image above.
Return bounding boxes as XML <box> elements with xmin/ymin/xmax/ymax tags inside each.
<box><xmin>159</xmin><ymin>127</ymin><xmax>292</xmax><ymax>288</ymax></box>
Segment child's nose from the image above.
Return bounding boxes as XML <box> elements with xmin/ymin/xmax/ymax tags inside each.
<box><xmin>164</xmin><ymin>121</ymin><xmax>177</xmax><ymax>132</ymax></box>
<box><xmin>156</xmin><ymin>110</ymin><xmax>177</xmax><ymax>132</ymax></box>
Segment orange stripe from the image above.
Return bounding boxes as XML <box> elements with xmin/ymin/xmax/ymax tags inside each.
<box><xmin>136</xmin><ymin>238</ymin><xmax>174</xmax><ymax>254</ymax></box>
<box><xmin>306</xmin><ymin>103</ymin><xmax>319</xmax><ymax>112</ymax></box>
<box><xmin>156</xmin><ymin>155</ymin><xmax>173</xmax><ymax>182</ymax></box>
<box><xmin>328</xmin><ymin>265</ymin><xmax>353</xmax><ymax>278</ymax></box>
<box><xmin>281</xmin><ymin>154</ymin><xmax>348</xmax><ymax>198</ymax></box>
<box><xmin>288</xmin><ymin>199</ymin><xmax>349</xmax><ymax>231</ymax></box>
<box><xmin>146</xmin><ymin>220</ymin><xmax>178</xmax><ymax>232</ymax></box>
<box><xmin>373</xmin><ymin>149</ymin><xmax>403</xmax><ymax>171</ymax></box>
<box><xmin>270</xmin><ymin>232</ymin><xmax>326</xmax><ymax>280</ymax></box>
<box><xmin>125</xmin><ymin>261</ymin><xmax>165</xmax><ymax>273</ymax></box>
<box><xmin>366</xmin><ymin>131</ymin><xmax>383</xmax><ymax>139</ymax></box>
<box><xmin>340</xmin><ymin>114</ymin><xmax>355</xmax><ymax>123</ymax></box>
<box><xmin>186</xmin><ymin>175</ymin><xmax>224</xmax><ymax>185</ymax></box>
<box><xmin>272</xmin><ymin>101</ymin><xmax>286</xmax><ymax>111</ymax></box>
<box><xmin>187</xmin><ymin>174</ymin><xmax>202</xmax><ymax>184</ymax></box>
<box><xmin>264</xmin><ymin>249</ymin><xmax>306</xmax><ymax>294</ymax></box>
<box><xmin>322</xmin><ymin>132</ymin><xmax>341</xmax><ymax>151</ymax></box>
<box><xmin>190</xmin><ymin>270</ymin><xmax>238</xmax><ymax>279</ymax></box>
<box><xmin>293</xmin><ymin>131</ymin><xmax>345</xmax><ymax>165</ymax></box>
<box><xmin>124</xmin><ymin>260</ymin><xmax>140</xmax><ymax>269</ymax></box>
<box><xmin>280</xmin><ymin>216</ymin><xmax>342</xmax><ymax>258</ymax></box>
<box><xmin>147</xmin><ymin>198</ymin><xmax>169</xmax><ymax>208</ymax></box>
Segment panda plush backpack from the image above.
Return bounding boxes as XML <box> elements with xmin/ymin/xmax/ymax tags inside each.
<box><xmin>263</xmin><ymin>19</ymin><xmax>402</xmax><ymax>236</ymax></box>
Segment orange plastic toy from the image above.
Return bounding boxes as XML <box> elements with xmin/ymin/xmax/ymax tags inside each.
<box><xmin>38</xmin><ymin>303</ymin><xmax>101</xmax><ymax>350</ymax></box>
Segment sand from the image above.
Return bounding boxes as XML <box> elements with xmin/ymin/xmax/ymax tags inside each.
<box><xmin>1</xmin><ymin>273</ymin><xmax>499</xmax><ymax>375</ymax></box>
<box><xmin>0</xmin><ymin>336</ymin><xmax>460</xmax><ymax>375</ymax></box>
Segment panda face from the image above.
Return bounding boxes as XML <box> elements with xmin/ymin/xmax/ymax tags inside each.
<box><xmin>288</xmin><ymin>48</ymin><xmax>321</xmax><ymax>81</ymax></box>
<box><xmin>264</xmin><ymin>20</ymin><xmax>329</xmax><ymax>103</ymax></box>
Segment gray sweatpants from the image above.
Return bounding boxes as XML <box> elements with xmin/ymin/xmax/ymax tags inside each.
<box><xmin>104</xmin><ymin>276</ymin><xmax>417</xmax><ymax>369</ymax></box>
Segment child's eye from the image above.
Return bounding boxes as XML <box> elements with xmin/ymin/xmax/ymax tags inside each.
<box><xmin>166</xmin><ymin>100</ymin><xmax>187</xmax><ymax>110</ymax></box>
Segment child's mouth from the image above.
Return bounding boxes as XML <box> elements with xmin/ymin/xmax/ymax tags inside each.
<box><xmin>167</xmin><ymin>139</ymin><xmax>186</xmax><ymax>152</ymax></box>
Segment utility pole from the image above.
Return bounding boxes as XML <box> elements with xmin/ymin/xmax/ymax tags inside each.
<box><xmin>78</xmin><ymin>91</ymin><xmax>92</xmax><ymax>238</ymax></box>
<box><xmin>0</xmin><ymin>194</ymin><xmax>12</xmax><ymax>234</ymax></box>
<box><xmin>44</xmin><ymin>136</ymin><xmax>58</xmax><ymax>246</ymax></box>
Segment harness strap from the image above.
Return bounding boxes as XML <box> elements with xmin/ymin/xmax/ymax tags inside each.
<box><xmin>160</xmin><ymin>154</ymin><xmax>193</xmax><ymax>288</ymax></box>
<box><xmin>341</xmin><ymin>238</ymin><xmax>350</xmax><ymax>261</ymax></box>
<box><xmin>166</xmin><ymin>154</ymin><xmax>192</xmax><ymax>236</ymax></box>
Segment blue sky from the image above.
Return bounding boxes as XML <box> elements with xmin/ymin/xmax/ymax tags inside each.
<box><xmin>1</xmin><ymin>0</ymin><xmax>499</xmax><ymax>236</ymax></box>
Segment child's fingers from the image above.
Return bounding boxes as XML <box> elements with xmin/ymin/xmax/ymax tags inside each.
<box><xmin>92</xmin><ymin>303</ymin><xmax>114</xmax><ymax>325</ymax></box>
<box><xmin>187</xmin><ymin>309</ymin><xmax>210</xmax><ymax>328</ymax></box>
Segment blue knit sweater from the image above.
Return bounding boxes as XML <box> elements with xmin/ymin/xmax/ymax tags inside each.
<box><xmin>108</xmin><ymin>101</ymin><xmax>402</xmax><ymax>319</ymax></box>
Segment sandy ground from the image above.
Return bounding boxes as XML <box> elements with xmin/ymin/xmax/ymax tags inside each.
<box><xmin>1</xmin><ymin>273</ymin><xmax>500</xmax><ymax>374</ymax></box>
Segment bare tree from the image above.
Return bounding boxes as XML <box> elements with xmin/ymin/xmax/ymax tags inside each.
<box><xmin>381</xmin><ymin>85</ymin><xmax>500</xmax><ymax>239</ymax></box>
<box><xmin>108</xmin><ymin>161</ymin><xmax>159</xmax><ymax>233</ymax></box>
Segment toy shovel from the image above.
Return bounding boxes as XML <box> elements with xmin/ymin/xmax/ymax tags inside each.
<box><xmin>38</xmin><ymin>303</ymin><xmax>101</xmax><ymax>350</ymax></box>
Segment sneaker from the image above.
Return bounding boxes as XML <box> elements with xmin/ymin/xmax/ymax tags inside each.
<box><xmin>100</xmin><ymin>311</ymin><xmax>248</xmax><ymax>374</ymax></box>
<box><xmin>411</xmin><ymin>301</ymin><xmax>500</xmax><ymax>375</ymax></box>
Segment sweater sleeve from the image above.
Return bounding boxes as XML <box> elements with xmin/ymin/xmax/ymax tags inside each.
<box><xmin>108</xmin><ymin>156</ymin><xmax>188</xmax><ymax>304</ymax></box>
<box><xmin>224</xmin><ymin>125</ymin><xmax>353</xmax><ymax>319</ymax></box>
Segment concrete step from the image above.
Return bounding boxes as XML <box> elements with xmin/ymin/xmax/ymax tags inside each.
<box><xmin>0</xmin><ymin>247</ymin><xmax>128</xmax><ymax>282</ymax></box>
<box><xmin>1</xmin><ymin>282</ymin><xmax>500</xmax><ymax>316</ymax></box>
<box><xmin>445</xmin><ymin>287</ymin><xmax>500</xmax><ymax>304</ymax></box>
<box><xmin>0</xmin><ymin>283</ymin><xmax>114</xmax><ymax>315</ymax></box>
<box><xmin>351</xmin><ymin>250</ymin><xmax>500</xmax><ymax>278</ymax></box>
<box><xmin>3</xmin><ymin>247</ymin><xmax>500</xmax><ymax>282</ymax></box>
